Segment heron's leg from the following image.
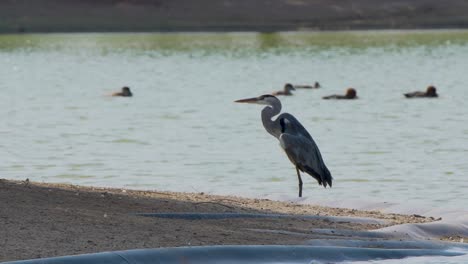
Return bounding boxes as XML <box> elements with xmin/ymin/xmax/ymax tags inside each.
<box><xmin>296</xmin><ymin>167</ymin><xmax>303</xmax><ymax>197</ymax></box>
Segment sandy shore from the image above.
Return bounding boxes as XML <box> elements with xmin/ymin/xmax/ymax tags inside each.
<box><xmin>2</xmin><ymin>0</ymin><xmax>468</xmax><ymax>33</ymax></box>
<box><xmin>0</xmin><ymin>178</ymin><xmax>437</xmax><ymax>262</ymax></box>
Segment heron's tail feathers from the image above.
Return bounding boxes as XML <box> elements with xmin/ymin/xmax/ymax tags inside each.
<box><xmin>304</xmin><ymin>165</ymin><xmax>333</xmax><ymax>188</ymax></box>
<box><xmin>322</xmin><ymin>167</ymin><xmax>333</xmax><ymax>188</ymax></box>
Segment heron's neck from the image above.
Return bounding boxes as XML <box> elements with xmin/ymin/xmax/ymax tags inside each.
<box><xmin>261</xmin><ymin>100</ymin><xmax>282</xmax><ymax>138</ymax></box>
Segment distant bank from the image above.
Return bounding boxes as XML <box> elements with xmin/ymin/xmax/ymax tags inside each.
<box><xmin>2</xmin><ymin>0</ymin><xmax>468</xmax><ymax>33</ymax></box>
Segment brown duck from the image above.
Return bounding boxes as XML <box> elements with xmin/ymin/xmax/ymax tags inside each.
<box><xmin>323</xmin><ymin>88</ymin><xmax>357</xmax><ymax>100</ymax></box>
<box><xmin>404</xmin><ymin>86</ymin><xmax>438</xmax><ymax>98</ymax></box>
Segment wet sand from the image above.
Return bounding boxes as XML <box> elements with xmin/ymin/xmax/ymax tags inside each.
<box><xmin>2</xmin><ymin>0</ymin><xmax>468</xmax><ymax>33</ymax></box>
<box><xmin>0</xmin><ymin>178</ymin><xmax>434</xmax><ymax>262</ymax></box>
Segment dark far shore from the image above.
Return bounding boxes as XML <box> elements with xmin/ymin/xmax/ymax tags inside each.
<box><xmin>2</xmin><ymin>0</ymin><xmax>468</xmax><ymax>33</ymax></box>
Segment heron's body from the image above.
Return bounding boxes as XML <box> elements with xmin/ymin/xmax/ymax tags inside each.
<box><xmin>280</xmin><ymin>133</ymin><xmax>331</xmax><ymax>188</ymax></box>
<box><xmin>235</xmin><ymin>94</ymin><xmax>332</xmax><ymax>197</ymax></box>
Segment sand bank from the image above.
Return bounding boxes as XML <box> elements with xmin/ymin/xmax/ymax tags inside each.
<box><xmin>0</xmin><ymin>178</ymin><xmax>437</xmax><ymax>262</ymax></box>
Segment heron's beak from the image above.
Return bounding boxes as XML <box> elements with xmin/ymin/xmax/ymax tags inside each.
<box><xmin>234</xmin><ymin>97</ymin><xmax>260</xmax><ymax>104</ymax></box>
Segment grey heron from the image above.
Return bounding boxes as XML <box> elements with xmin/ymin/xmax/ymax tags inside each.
<box><xmin>272</xmin><ymin>83</ymin><xmax>296</xmax><ymax>96</ymax></box>
<box><xmin>404</xmin><ymin>86</ymin><xmax>438</xmax><ymax>98</ymax></box>
<box><xmin>323</xmin><ymin>88</ymin><xmax>357</xmax><ymax>100</ymax></box>
<box><xmin>235</xmin><ymin>94</ymin><xmax>332</xmax><ymax>197</ymax></box>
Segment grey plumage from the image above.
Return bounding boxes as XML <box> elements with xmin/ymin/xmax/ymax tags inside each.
<box><xmin>235</xmin><ymin>94</ymin><xmax>332</xmax><ymax>197</ymax></box>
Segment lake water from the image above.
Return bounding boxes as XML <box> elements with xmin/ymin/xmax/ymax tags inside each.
<box><xmin>1</xmin><ymin>31</ymin><xmax>467</xmax><ymax>210</ymax></box>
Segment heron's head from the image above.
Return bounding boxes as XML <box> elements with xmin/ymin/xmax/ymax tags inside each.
<box><xmin>122</xmin><ymin>86</ymin><xmax>131</xmax><ymax>92</ymax></box>
<box><xmin>235</xmin><ymin>94</ymin><xmax>279</xmax><ymax>105</ymax></box>
<box><xmin>426</xmin><ymin>86</ymin><xmax>437</xmax><ymax>96</ymax></box>
<box><xmin>284</xmin><ymin>83</ymin><xmax>295</xmax><ymax>91</ymax></box>
<box><xmin>346</xmin><ymin>88</ymin><xmax>357</xmax><ymax>98</ymax></box>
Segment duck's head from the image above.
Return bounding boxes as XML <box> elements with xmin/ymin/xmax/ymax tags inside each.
<box><xmin>346</xmin><ymin>88</ymin><xmax>357</xmax><ymax>98</ymax></box>
<box><xmin>284</xmin><ymin>83</ymin><xmax>295</xmax><ymax>91</ymax></box>
<box><xmin>426</xmin><ymin>86</ymin><xmax>437</xmax><ymax>96</ymax></box>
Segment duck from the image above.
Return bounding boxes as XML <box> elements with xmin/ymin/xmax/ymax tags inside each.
<box><xmin>294</xmin><ymin>82</ymin><xmax>321</xmax><ymax>89</ymax></box>
<box><xmin>404</xmin><ymin>86</ymin><xmax>438</xmax><ymax>98</ymax></box>
<box><xmin>111</xmin><ymin>87</ymin><xmax>133</xmax><ymax>97</ymax></box>
<box><xmin>272</xmin><ymin>83</ymin><xmax>296</xmax><ymax>96</ymax></box>
<box><xmin>323</xmin><ymin>88</ymin><xmax>357</xmax><ymax>100</ymax></box>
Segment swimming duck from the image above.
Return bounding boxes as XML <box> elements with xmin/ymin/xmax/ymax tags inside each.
<box><xmin>323</xmin><ymin>88</ymin><xmax>357</xmax><ymax>100</ymax></box>
<box><xmin>272</xmin><ymin>83</ymin><xmax>296</xmax><ymax>96</ymax></box>
<box><xmin>294</xmin><ymin>82</ymin><xmax>321</xmax><ymax>89</ymax></box>
<box><xmin>404</xmin><ymin>86</ymin><xmax>438</xmax><ymax>98</ymax></box>
<box><xmin>111</xmin><ymin>87</ymin><xmax>133</xmax><ymax>97</ymax></box>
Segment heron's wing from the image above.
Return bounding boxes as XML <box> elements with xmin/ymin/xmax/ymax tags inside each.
<box><xmin>278</xmin><ymin>113</ymin><xmax>313</xmax><ymax>141</ymax></box>
<box><xmin>279</xmin><ymin>133</ymin><xmax>333</xmax><ymax>188</ymax></box>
